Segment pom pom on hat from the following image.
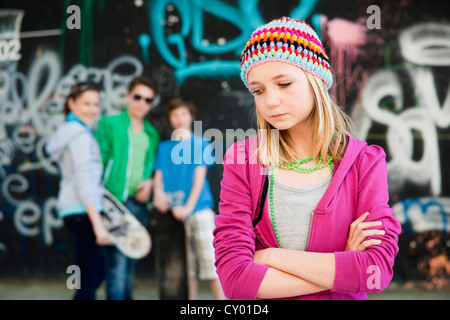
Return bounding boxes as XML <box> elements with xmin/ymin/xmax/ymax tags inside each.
<box><xmin>240</xmin><ymin>17</ymin><xmax>333</xmax><ymax>91</ymax></box>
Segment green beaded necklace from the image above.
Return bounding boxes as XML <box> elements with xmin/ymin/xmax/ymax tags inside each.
<box><xmin>269</xmin><ymin>155</ymin><xmax>334</xmax><ymax>248</ymax></box>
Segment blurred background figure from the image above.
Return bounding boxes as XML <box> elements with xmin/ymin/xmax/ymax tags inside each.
<box><xmin>95</xmin><ymin>76</ymin><xmax>160</xmax><ymax>300</ymax></box>
<box><xmin>46</xmin><ymin>81</ymin><xmax>110</xmax><ymax>300</ymax></box>
<box><xmin>153</xmin><ymin>97</ymin><xmax>225</xmax><ymax>300</ymax></box>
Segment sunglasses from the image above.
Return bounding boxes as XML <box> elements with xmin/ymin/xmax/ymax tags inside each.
<box><xmin>132</xmin><ymin>94</ymin><xmax>154</xmax><ymax>105</ymax></box>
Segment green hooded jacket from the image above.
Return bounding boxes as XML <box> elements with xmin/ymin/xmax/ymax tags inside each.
<box><xmin>95</xmin><ymin>108</ymin><xmax>160</xmax><ymax>202</ymax></box>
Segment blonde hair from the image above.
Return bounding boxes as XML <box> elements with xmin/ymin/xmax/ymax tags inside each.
<box><xmin>255</xmin><ymin>70</ymin><xmax>354</xmax><ymax>168</ymax></box>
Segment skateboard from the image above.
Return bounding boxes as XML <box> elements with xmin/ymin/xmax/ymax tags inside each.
<box><xmin>101</xmin><ymin>190</ymin><xmax>151</xmax><ymax>259</ymax></box>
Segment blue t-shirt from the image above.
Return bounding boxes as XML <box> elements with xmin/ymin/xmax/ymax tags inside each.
<box><xmin>154</xmin><ymin>134</ymin><xmax>215</xmax><ymax>214</ymax></box>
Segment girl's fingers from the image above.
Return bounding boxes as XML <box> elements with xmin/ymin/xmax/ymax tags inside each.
<box><xmin>351</xmin><ymin>220</ymin><xmax>382</xmax><ymax>236</ymax></box>
<box><xmin>360</xmin><ymin>239</ymin><xmax>382</xmax><ymax>250</ymax></box>
<box><xmin>355</xmin><ymin>232</ymin><xmax>385</xmax><ymax>247</ymax></box>
<box><xmin>347</xmin><ymin>211</ymin><xmax>385</xmax><ymax>252</ymax></box>
<box><xmin>359</xmin><ymin>220</ymin><xmax>382</xmax><ymax>229</ymax></box>
<box><xmin>362</xmin><ymin>229</ymin><xmax>385</xmax><ymax>237</ymax></box>
<box><xmin>353</xmin><ymin>211</ymin><xmax>370</xmax><ymax>224</ymax></box>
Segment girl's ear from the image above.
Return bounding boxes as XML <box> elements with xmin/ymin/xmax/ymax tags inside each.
<box><xmin>67</xmin><ymin>97</ymin><xmax>75</xmax><ymax>111</ymax></box>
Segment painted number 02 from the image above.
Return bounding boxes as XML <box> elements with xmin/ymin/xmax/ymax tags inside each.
<box><xmin>0</xmin><ymin>39</ymin><xmax>21</xmax><ymax>62</ymax></box>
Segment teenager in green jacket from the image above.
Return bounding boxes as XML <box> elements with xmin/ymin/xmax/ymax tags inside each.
<box><xmin>95</xmin><ymin>76</ymin><xmax>160</xmax><ymax>300</ymax></box>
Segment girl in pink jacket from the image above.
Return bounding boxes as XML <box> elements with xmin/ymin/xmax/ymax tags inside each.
<box><xmin>213</xmin><ymin>17</ymin><xmax>401</xmax><ymax>300</ymax></box>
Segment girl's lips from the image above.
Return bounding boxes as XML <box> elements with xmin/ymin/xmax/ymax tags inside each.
<box><xmin>271</xmin><ymin>113</ymin><xmax>287</xmax><ymax>118</ymax></box>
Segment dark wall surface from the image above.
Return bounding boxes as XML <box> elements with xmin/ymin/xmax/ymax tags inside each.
<box><xmin>0</xmin><ymin>0</ymin><xmax>449</xmax><ymax>289</ymax></box>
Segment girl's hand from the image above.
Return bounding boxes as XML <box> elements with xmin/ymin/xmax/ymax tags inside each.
<box><xmin>135</xmin><ymin>179</ymin><xmax>152</xmax><ymax>203</ymax></box>
<box><xmin>93</xmin><ymin>222</ymin><xmax>111</xmax><ymax>246</ymax></box>
<box><xmin>171</xmin><ymin>205</ymin><xmax>192</xmax><ymax>222</ymax></box>
<box><xmin>86</xmin><ymin>204</ymin><xmax>111</xmax><ymax>245</ymax></box>
<box><xmin>345</xmin><ymin>212</ymin><xmax>385</xmax><ymax>252</ymax></box>
<box><xmin>152</xmin><ymin>189</ymin><xmax>172</xmax><ymax>213</ymax></box>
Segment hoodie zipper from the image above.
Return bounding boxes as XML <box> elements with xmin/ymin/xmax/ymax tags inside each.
<box><xmin>102</xmin><ymin>159</ymin><xmax>113</xmax><ymax>185</ymax></box>
<box><xmin>255</xmin><ymin>235</ymin><xmax>266</xmax><ymax>248</ymax></box>
<box><xmin>122</xmin><ymin>126</ymin><xmax>133</xmax><ymax>201</ymax></box>
<box><xmin>306</xmin><ymin>211</ymin><xmax>315</xmax><ymax>252</ymax></box>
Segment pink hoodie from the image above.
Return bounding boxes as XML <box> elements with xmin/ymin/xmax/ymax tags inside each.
<box><xmin>213</xmin><ymin>135</ymin><xmax>401</xmax><ymax>300</ymax></box>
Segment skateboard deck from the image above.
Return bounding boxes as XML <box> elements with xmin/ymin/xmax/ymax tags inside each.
<box><xmin>101</xmin><ymin>190</ymin><xmax>151</xmax><ymax>259</ymax></box>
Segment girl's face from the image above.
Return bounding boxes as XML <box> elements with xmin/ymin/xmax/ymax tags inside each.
<box><xmin>169</xmin><ymin>106</ymin><xmax>193</xmax><ymax>131</ymax></box>
<box><xmin>247</xmin><ymin>61</ymin><xmax>315</xmax><ymax>133</ymax></box>
<box><xmin>67</xmin><ymin>90</ymin><xmax>100</xmax><ymax>126</ymax></box>
<box><xmin>126</xmin><ymin>84</ymin><xmax>155</xmax><ymax>120</ymax></box>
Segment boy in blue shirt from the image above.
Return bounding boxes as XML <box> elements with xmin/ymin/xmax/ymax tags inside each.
<box><xmin>152</xmin><ymin>97</ymin><xmax>224</xmax><ymax>300</ymax></box>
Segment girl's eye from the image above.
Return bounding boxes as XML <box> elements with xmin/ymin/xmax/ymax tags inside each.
<box><xmin>279</xmin><ymin>82</ymin><xmax>292</xmax><ymax>88</ymax></box>
<box><xmin>252</xmin><ymin>89</ymin><xmax>263</xmax><ymax>96</ymax></box>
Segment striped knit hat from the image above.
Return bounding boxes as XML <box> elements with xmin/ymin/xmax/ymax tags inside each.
<box><xmin>240</xmin><ymin>17</ymin><xmax>333</xmax><ymax>91</ymax></box>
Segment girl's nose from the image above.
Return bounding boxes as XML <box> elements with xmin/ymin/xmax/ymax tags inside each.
<box><xmin>265</xmin><ymin>89</ymin><xmax>281</xmax><ymax>107</ymax></box>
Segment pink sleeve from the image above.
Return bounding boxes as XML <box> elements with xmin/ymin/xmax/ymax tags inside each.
<box><xmin>333</xmin><ymin>145</ymin><xmax>401</xmax><ymax>293</ymax></box>
<box><xmin>213</xmin><ymin>141</ymin><xmax>270</xmax><ymax>299</ymax></box>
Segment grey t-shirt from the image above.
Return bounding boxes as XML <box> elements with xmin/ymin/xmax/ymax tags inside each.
<box><xmin>269</xmin><ymin>175</ymin><xmax>331</xmax><ymax>250</ymax></box>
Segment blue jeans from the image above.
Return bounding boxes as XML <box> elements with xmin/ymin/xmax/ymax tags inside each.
<box><xmin>64</xmin><ymin>214</ymin><xmax>105</xmax><ymax>300</ymax></box>
<box><xmin>104</xmin><ymin>198</ymin><xmax>149</xmax><ymax>300</ymax></box>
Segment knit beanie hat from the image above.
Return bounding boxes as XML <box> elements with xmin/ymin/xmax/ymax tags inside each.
<box><xmin>240</xmin><ymin>17</ymin><xmax>333</xmax><ymax>91</ymax></box>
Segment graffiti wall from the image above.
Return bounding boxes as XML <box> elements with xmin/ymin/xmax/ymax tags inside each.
<box><xmin>0</xmin><ymin>0</ymin><xmax>449</xmax><ymax>288</ymax></box>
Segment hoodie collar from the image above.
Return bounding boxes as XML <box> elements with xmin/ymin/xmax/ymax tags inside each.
<box><xmin>313</xmin><ymin>135</ymin><xmax>367</xmax><ymax>214</ymax></box>
<box><xmin>66</xmin><ymin>112</ymin><xmax>93</xmax><ymax>134</ymax></box>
